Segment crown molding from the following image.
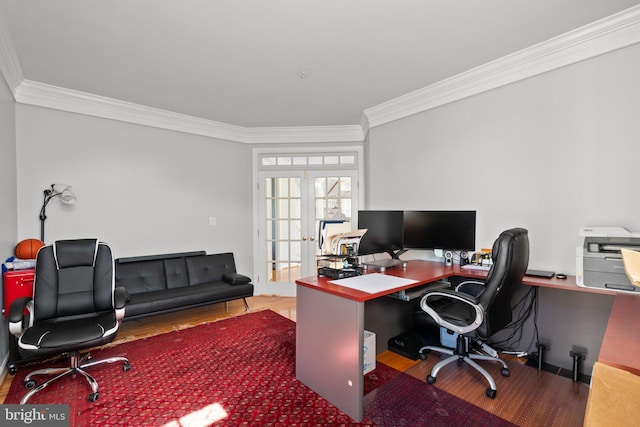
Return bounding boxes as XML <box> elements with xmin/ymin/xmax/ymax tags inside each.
<box><xmin>363</xmin><ymin>5</ymin><xmax>640</xmax><ymax>131</ymax></box>
<box><xmin>0</xmin><ymin>13</ymin><xmax>24</xmax><ymax>94</ymax></box>
<box><xmin>14</xmin><ymin>80</ymin><xmax>364</xmax><ymax>144</ymax></box>
<box><xmin>3</xmin><ymin>6</ymin><xmax>639</xmax><ymax>143</ymax></box>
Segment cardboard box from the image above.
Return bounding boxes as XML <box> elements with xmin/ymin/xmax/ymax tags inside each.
<box><xmin>363</xmin><ymin>330</ymin><xmax>376</xmax><ymax>374</ymax></box>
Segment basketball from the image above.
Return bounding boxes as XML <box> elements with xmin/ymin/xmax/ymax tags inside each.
<box><xmin>14</xmin><ymin>238</ymin><xmax>45</xmax><ymax>259</ymax></box>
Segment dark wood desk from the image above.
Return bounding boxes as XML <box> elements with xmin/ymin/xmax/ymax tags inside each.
<box><xmin>296</xmin><ymin>259</ymin><xmax>637</xmax><ymax>422</ymax></box>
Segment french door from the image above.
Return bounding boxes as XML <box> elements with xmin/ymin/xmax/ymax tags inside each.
<box><xmin>255</xmin><ymin>155</ymin><xmax>360</xmax><ymax>296</ymax></box>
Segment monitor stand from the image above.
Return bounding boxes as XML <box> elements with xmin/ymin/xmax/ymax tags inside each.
<box><xmin>362</xmin><ymin>250</ymin><xmax>408</xmax><ymax>272</ymax></box>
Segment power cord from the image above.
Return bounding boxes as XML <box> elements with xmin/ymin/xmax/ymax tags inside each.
<box><xmin>487</xmin><ymin>285</ymin><xmax>539</xmax><ymax>354</ymax></box>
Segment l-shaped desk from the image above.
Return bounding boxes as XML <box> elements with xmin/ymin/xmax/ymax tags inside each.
<box><xmin>295</xmin><ymin>259</ymin><xmax>640</xmax><ymax>422</ymax></box>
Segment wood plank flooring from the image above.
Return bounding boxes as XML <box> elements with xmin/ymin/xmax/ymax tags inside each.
<box><xmin>0</xmin><ymin>296</ymin><xmax>588</xmax><ymax>426</ymax></box>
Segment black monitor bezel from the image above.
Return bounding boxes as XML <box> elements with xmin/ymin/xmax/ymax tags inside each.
<box><xmin>356</xmin><ymin>210</ymin><xmax>405</xmax><ymax>257</ymax></box>
<box><xmin>402</xmin><ymin>210</ymin><xmax>476</xmax><ymax>251</ymax></box>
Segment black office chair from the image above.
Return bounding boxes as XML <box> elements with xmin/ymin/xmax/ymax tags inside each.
<box><xmin>8</xmin><ymin>239</ymin><xmax>131</xmax><ymax>404</ymax></box>
<box><xmin>418</xmin><ymin>228</ymin><xmax>529</xmax><ymax>398</ymax></box>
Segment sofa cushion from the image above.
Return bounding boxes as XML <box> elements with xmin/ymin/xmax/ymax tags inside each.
<box><xmin>186</xmin><ymin>253</ymin><xmax>237</xmax><ymax>286</ymax></box>
<box><xmin>124</xmin><ymin>281</ymin><xmax>253</xmax><ymax>318</ymax></box>
<box><xmin>164</xmin><ymin>258</ymin><xmax>190</xmax><ymax>289</ymax></box>
<box><xmin>116</xmin><ymin>260</ymin><xmax>166</xmax><ymax>294</ymax></box>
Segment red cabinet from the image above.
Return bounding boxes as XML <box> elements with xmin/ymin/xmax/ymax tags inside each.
<box><xmin>3</xmin><ymin>269</ymin><xmax>35</xmax><ymax>317</ymax></box>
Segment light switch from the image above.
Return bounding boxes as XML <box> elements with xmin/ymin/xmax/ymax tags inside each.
<box><xmin>209</xmin><ymin>216</ymin><xmax>216</xmax><ymax>226</ymax></box>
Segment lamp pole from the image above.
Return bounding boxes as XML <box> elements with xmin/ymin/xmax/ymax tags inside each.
<box><xmin>39</xmin><ymin>188</ymin><xmax>55</xmax><ymax>242</ymax></box>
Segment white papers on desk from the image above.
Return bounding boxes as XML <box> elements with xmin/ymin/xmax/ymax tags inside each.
<box><xmin>330</xmin><ymin>273</ymin><xmax>418</xmax><ymax>294</ymax></box>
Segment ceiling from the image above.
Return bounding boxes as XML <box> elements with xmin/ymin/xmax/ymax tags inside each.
<box><xmin>1</xmin><ymin>0</ymin><xmax>639</xmax><ymax>130</ymax></box>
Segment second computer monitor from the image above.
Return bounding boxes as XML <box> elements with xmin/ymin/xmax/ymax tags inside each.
<box><xmin>403</xmin><ymin>210</ymin><xmax>476</xmax><ymax>251</ymax></box>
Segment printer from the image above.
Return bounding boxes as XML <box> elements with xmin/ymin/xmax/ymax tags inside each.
<box><xmin>576</xmin><ymin>227</ymin><xmax>640</xmax><ymax>294</ymax></box>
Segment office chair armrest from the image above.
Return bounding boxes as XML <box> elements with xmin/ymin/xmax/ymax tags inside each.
<box><xmin>8</xmin><ymin>296</ymin><xmax>33</xmax><ymax>337</ymax></box>
<box><xmin>422</xmin><ymin>288</ymin><xmax>480</xmax><ymax>306</ymax></box>
<box><xmin>113</xmin><ymin>287</ymin><xmax>128</xmax><ymax>322</ymax></box>
<box><xmin>8</xmin><ymin>297</ymin><xmax>32</xmax><ymax>322</ymax></box>
<box><xmin>114</xmin><ymin>287</ymin><xmax>129</xmax><ymax>309</ymax></box>
<box><xmin>420</xmin><ymin>289</ymin><xmax>484</xmax><ymax>335</ymax></box>
<box><xmin>455</xmin><ymin>280</ymin><xmax>485</xmax><ymax>297</ymax></box>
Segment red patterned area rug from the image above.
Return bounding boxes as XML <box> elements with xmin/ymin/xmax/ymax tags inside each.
<box><xmin>5</xmin><ymin>310</ymin><xmax>514</xmax><ymax>426</ymax></box>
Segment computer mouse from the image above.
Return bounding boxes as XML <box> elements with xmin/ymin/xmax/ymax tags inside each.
<box><xmin>555</xmin><ymin>273</ymin><xmax>567</xmax><ymax>279</ymax></box>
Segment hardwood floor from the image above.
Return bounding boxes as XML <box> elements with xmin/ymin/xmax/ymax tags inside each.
<box><xmin>0</xmin><ymin>296</ymin><xmax>587</xmax><ymax>425</ymax></box>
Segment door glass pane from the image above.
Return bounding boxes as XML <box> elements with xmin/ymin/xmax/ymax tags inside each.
<box><xmin>277</xmin><ymin>178</ymin><xmax>289</xmax><ymax>197</ymax></box>
<box><xmin>326</xmin><ymin>178</ymin><xmax>339</xmax><ymax>197</ymax></box>
<box><xmin>290</xmin><ymin>180</ymin><xmax>301</xmax><ymax>197</ymax></box>
<box><xmin>277</xmin><ymin>200</ymin><xmax>289</xmax><ymax>218</ymax></box>
<box><xmin>290</xmin><ymin>220</ymin><xmax>301</xmax><ymax>240</ymax></box>
<box><xmin>290</xmin><ymin>199</ymin><xmax>301</xmax><ymax>218</ymax></box>
<box><xmin>291</xmin><ymin>241</ymin><xmax>301</xmax><ymax>262</ymax></box>
<box><xmin>315</xmin><ymin>199</ymin><xmax>326</xmax><ymax>219</ymax></box>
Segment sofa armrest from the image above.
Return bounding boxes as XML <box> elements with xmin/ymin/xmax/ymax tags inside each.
<box><xmin>222</xmin><ymin>273</ymin><xmax>252</xmax><ymax>285</ymax></box>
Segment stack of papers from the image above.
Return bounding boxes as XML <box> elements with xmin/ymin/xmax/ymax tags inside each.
<box><xmin>621</xmin><ymin>249</ymin><xmax>640</xmax><ymax>287</ymax></box>
<box><xmin>330</xmin><ymin>273</ymin><xmax>417</xmax><ymax>294</ymax></box>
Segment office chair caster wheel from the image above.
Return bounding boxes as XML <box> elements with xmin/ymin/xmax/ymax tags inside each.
<box><xmin>486</xmin><ymin>388</ymin><xmax>497</xmax><ymax>399</ymax></box>
<box><xmin>88</xmin><ymin>392</ymin><xmax>99</xmax><ymax>402</ymax></box>
<box><xmin>123</xmin><ymin>362</ymin><xmax>131</xmax><ymax>372</ymax></box>
<box><xmin>9</xmin><ymin>366</ymin><xmax>17</xmax><ymax>375</ymax></box>
<box><xmin>419</xmin><ymin>352</ymin><xmax>427</xmax><ymax>361</ymax></box>
<box><xmin>501</xmin><ymin>367</ymin><xmax>510</xmax><ymax>377</ymax></box>
<box><xmin>24</xmin><ymin>380</ymin><xmax>36</xmax><ymax>389</ymax></box>
<box><xmin>426</xmin><ymin>375</ymin><xmax>436</xmax><ymax>384</ymax></box>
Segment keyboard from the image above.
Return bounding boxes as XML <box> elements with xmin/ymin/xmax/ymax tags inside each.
<box><xmin>461</xmin><ymin>264</ymin><xmax>490</xmax><ymax>271</ymax></box>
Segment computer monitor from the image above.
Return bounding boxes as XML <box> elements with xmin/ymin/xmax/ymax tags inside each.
<box><xmin>357</xmin><ymin>210</ymin><xmax>405</xmax><ymax>258</ymax></box>
<box><xmin>403</xmin><ymin>210</ymin><xmax>476</xmax><ymax>251</ymax></box>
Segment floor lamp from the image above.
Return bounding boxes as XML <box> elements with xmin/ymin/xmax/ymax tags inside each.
<box><xmin>39</xmin><ymin>184</ymin><xmax>77</xmax><ymax>242</ymax></box>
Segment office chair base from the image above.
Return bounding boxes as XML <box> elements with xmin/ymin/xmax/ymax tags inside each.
<box><xmin>419</xmin><ymin>340</ymin><xmax>509</xmax><ymax>399</ymax></box>
<box><xmin>21</xmin><ymin>351</ymin><xmax>131</xmax><ymax>404</ymax></box>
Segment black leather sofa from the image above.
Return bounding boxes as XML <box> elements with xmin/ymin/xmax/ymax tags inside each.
<box><xmin>115</xmin><ymin>251</ymin><xmax>254</xmax><ymax>319</ymax></box>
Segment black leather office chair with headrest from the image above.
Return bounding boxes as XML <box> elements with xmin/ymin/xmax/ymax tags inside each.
<box><xmin>9</xmin><ymin>239</ymin><xmax>131</xmax><ymax>404</ymax></box>
<box><xmin>418</xmin><ymin>228</ymin><xmax>529</xmax><ymax>398</ymax></box>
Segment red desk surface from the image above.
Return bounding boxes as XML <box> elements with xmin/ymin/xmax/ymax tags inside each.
<box><xmin>296</xmin><ymin>260</ymin><xmax>452</xmax><ymax>302</ymax></box>
<box><xmin>297</xmin><ymin>259</ymin><xmax>614</xmax><ymax>302</ymax></box>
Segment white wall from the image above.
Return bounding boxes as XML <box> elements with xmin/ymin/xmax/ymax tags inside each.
<box><xmin>15</xmin><ymin>105</ymin><xmax>254</xmax><ymax>272</ymax></box>
<box><xmin>365</xmin><ymin>42</ymin><xmax>640</xmax><ymax>374</ymax></box>
<box><xmin>0</xmin><ymin>63</ymin><xmax>17</xmax><ymax>372</ymax></box>
<box><xmin>367</xmin><ymin>43</ymin><xmax>640</xmax><ymax>274</ymax></box>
